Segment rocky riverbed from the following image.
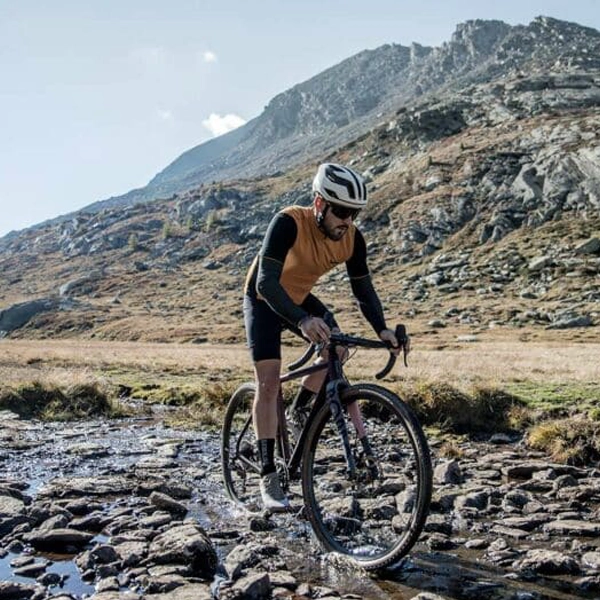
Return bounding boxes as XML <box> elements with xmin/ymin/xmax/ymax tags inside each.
<box><xmin>1</xmin><ymin>408</ymin><xmax>600</xmax><ymax>600</ymax></box>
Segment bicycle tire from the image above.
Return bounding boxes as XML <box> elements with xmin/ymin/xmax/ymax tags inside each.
<box><xmin>221</xmin><ymin>382</ymin><xmax>263</xmax><ymax>511</ymax></box>
<box><xmin>301</xmin><ymin>383</ymin><xmax>432</xmax><ymax>570</ymax></box>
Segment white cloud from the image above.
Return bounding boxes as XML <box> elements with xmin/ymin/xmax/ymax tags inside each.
<box><xmin>202</xmin><ymin>51</ymin><xmax>217</xmax><ymax>63</ymax></box>
<box><xmin>157</xmin><ymin>109</ymin><xmax>174</xmax><ymax>121</ymax></box>
<box><xmin>202</xmin><ymin>113</ymin><xmax>246</xmax><ymax>137</ymax></box>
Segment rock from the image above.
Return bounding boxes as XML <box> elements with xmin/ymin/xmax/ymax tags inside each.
<box><xmin>147</xmin><ymin>523</ymin><xmax>218</xmax><ymax>580</ymax></box>
<box><xmin>0</xmin><ymin>298</ymin><xmax>58</xmax><ymax>334</ymax></box>
<box><xmin>0</xmin><ymin>581</ymin><xmax>42</xmax><ymax>599</ymax></box>
<box><xmin>434</xmin><ymin>460</ymin><xmax>463</xmax><ymax>484</ymax></box>
<box><xmin>89</xmin><ymin>593</ymin><xmax>143</xmax><ymax>600</ymax></box>
<box><xmin>149</xmin><ymin>492</ymin><xmax>187</xmax><ymax>516</ymax></box>
<box><xmin>543</xmin><ymin>520</ymin><xmax>600</xmax><ymax>536</ymax></box>
<box><xmin>515</xmin><ymin>549</ymin><xmax>580</xmax><ymax>575</ymax></box>
<box><xmin>582</xmin><ymin>551</ymin><xmax>600</xmax><ymax>570</ymax></box>
<box><xmin>225</xmin><ymin>544</ymin><xmax>262</xmax><ymax>580</ymax></box>
<box><xmin>113</xmin><ymin>541</ymin><xmax>148</xmax><ymax>567</ymax></box>
<box><xmin>0</xmin><ymin>495</ymin><xmax>25</xmax><ymax>517</ymax></box>
<box><xmin>220</xmin><ymin>572</ymin><xmax>271</xmax><ymax>600</ymax></box>
<box><xmin>575</xmin><ymin>237</ymin><xmax>600</xmax><ymax>254</ymax></box>
<box><xmin>23</xmin><ymin>527</ymin><xmax>95</xmax><ymax>550</ymax></box>
<box><xmin>547</xmin><ymin>314</ymin><xmax>593</xmax><ymax>329</ymax></box>
<box><xmin>144</xmin><ymin>583</ymin><xmax>212</xmax><ymax>600</ymax></box>
<box><xmin>528</xmin><ymin>256</ymin><xmax>552</xmax><ymax>271</ymax></box>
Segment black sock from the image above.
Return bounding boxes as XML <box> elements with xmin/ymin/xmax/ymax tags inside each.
<box><xmin>257</xmin><ymin>438</ymin><xmax>276</xmax><ymax>476</ymax></box>
<box><xmin>291</xmin><ymin>386</ymin><xmax>314</xmax><ymax>413</ymax></box>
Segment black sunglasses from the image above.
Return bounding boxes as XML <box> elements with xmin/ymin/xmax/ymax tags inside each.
<box><xmin>327</xmin><ymin>202</ymin><xmax>360</xmax><ymax>221</ymax></box>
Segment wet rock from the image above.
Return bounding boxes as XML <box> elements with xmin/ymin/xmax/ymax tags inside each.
<box><xmin>38</xmin><ymin>476</ymin><xmax>136</xmax><ymax>498</ymax></box>
<box><xmin>225</xmin><ymin>543</ymin><xmax>262</xmax><ymax>579</ymax></box>
<box><xmin>543</xmin><ymin>519</ymin><xmax>600</xmax><ymax>536</ymax></box>
<box><xmin>67</xmin><ymin>442</ymin><xmax>110</xmax><ymax>459</ymax></box>
<box><xmin>113</xmin><ymin>540</ymin><xmax>149</xmax><ymax>567</ymax></box>
<box><xmin>146</xmin><ymin>522</ymin><xmax>217</xmax><ymax>580</ymax></box>
<box><xmin>220</xmin><ymin>572</ymin><xmax>271</xmax><ymax>600</ymax></box>
<box><xmin>0</xmin><ymin>581</ymin><xmax>42</xmax><ymax>599</ymax></box>
<box><xmin>139</xmin><ymin>511</ymin><xmax>174</xmax><ymax>529</ymax></box>
<box><xmin>23</xmin><ymin>527</ymin><xmax>94</xmax><ymax>550</ymax></box>
<box><xmin>95</xmin><ymin>577</ymin><xmax>120</xmax><ymax>593</ymax></box>
<box><xmin>582</xmin><ymin>551</ymin><xmax>600</xmax><ymax>570</ymax></box>
<box><xmin>514</xmin><ymin>548</ymin><xmax>580</xmax><ymax>575</ymax></box>
<box><xmin>144</xmin><ymin>583</ymin><xmax>212</xmax><ymax>600</ymax></box>
<box><xmin>13</xmin><ymin>559</ymin><xmax>49</xmax><ymax>577</ymax></box>
<box><xmin>454</xmin><ymin>490</ymin><xmax>489</xmax><ymax>511</ymax></box>
<box><xmin>149</xmin><ymin>492</ymin><xmax>187</xmax><ymax>516</ymax></box>
<box><xmin>89</xmin><ymin>593</ymin><xmax>143</xmax><ymax>600</ymax></box>
<box><xmin>0</xmin><ymin>495</ymin><xmax>26</xmax><ymax>517</ymax></box>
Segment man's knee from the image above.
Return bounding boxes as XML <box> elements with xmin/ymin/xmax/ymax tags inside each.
<box><xmin>255</xmin><ymin>360</ymin><xmax>281</xmax><ymax>400</ymax></box>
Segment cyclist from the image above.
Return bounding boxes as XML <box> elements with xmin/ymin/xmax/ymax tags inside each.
<box><xmin>243</xmin><ymin>163</ymin><xmax>405</xmax><ymax>511</ymax></box>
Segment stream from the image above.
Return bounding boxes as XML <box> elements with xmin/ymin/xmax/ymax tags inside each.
<box><xmin>1</xmin><ymin>408</ymin><xmax>600</xmax><ymax>600</ymax></box>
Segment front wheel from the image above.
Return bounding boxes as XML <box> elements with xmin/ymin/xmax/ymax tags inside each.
<box><xmin>301</xmin><ymin>383</ymin><xmax>432</xmax><ymax>570</ymax></box>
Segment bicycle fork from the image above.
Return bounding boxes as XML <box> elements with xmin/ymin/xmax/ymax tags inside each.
<box><xmin>326</xmin><ymin>379</ymin><xmax>358</xmax><ymax>479</ymax></box>
<box><xmin>328</xmin><ymin>380</ymin><xmax>380</xmax><ymax>483</ymax></box>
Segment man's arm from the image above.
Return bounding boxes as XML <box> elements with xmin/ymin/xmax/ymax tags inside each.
<box><xmin>255</xmin><ymin>213</ymin><xmax>308</xmax><ymax>327</ymax></box>
<box><xmin>346</xmin><ymin>230</ymin><xmax>387</xmax><ymax>335</ymax></box>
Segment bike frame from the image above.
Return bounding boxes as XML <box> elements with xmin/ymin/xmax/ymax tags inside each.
<box><xmin>276</xmin><ymin>337</ymin><xmax>361</xmax><ymax>482</ymax></box>
<box><xmin>233</xmin><ymin>324</ymin><xmax>406</xmax><ymax>485</ymax></box>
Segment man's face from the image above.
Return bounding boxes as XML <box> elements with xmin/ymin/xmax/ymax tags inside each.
<box><xmin>322</xmin><ymin>207</ymin><xmax>352</xmax><ymax>241</ymax></box>
<box><xmin>315</xmin><ymin>195</ymin><xmax>357</xmax><ymax>241</ymax></box>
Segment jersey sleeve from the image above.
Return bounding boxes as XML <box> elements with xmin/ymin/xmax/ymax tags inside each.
<box><xmin>346</xmin><ymin>229</ymin><xmax>387</xmax><ymax>334</ymax></box>
<box><xmin>256</xmin><ymin>213</ymin><xmax>309</xmax><ymax>327</ymax></box>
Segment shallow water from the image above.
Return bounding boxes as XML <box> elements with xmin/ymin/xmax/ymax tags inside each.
<box><xmin>0</xmin><ymin>551</ymin><xmax>96</xmax><ymax>596</ymax></box>
<box><xmin>1</xmin><ymin>413</ymin><xmax>598</xmax><ymax>599</ymax></box>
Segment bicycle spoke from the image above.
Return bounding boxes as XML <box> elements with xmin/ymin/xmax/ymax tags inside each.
<box><xmin>302</xmin><ymin>384</ymin><xmax>431</xmax><ymax>569</ymax></box>
<box><xmin>221</xmin><ymin>384</ymin><xmax>262</xmax><ymax>512</ymax></box>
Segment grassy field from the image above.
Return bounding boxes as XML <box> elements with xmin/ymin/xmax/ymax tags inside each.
<box><xmin>1</xmin><ymin>331</ymin><xmax>599</xmax><ymax>462</ymax></box>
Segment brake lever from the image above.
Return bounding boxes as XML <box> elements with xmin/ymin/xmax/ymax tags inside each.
<box><xmin>375</xmin><ymin>324</ymin><xmax>409</xmax><ymax>379</ymax></box>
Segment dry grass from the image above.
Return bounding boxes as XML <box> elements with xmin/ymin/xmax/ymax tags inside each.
<box><xmin>528</xmin><ymin>417</ymin><xmax>600</xmax><ymax>465</ymax></box>
<box><xmin>2</xmin><ymin>335</ymin><xmax>599</xmax><ymax>390</ymax></box>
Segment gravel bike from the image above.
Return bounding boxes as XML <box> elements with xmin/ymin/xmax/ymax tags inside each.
<box><xmin>221</xmin><ymin>321</ymin><xmax>432</xmax><ymax>570</ymax></box>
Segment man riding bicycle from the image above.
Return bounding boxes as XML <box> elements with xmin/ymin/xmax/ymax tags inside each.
<box><xmin>243</xmin><ymin>162</ymin><xmax>404</xmax><ymax>511</ymax></box>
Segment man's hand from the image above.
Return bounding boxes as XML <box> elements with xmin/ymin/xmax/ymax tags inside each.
<box><xmin>299</xmin><ymin>316</ymin><xmax>331</xmax><ymax>344</ymax></box>
<box><xmin>379</xmin><ymin>328</ymin><xmax>410</xmax><ymax>356</ymax></box>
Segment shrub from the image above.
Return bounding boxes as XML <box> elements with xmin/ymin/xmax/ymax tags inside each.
<box><xmin>527</xmin><ymin>417</ymin><xmax>600</xmax><ymax>466</ymax></box>
<box><xmin>0</xmin><ymin>381</ymin><xmax>126</xmax><ymax>421</ymax></box>
<box><xmin>403</xmin><ymin>382</ymin><xmax>525</xmax><ymax>435</ymax></box>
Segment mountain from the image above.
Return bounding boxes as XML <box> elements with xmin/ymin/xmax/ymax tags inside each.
<box><xmin>0</xmin><ymin>16</ymin><xmax>599</xmax><ymax>343</ymax></box>
<box><xmin>74</xmin><ymin>16</ymin><xmax>600</xmax><ymax>213</ymax></box>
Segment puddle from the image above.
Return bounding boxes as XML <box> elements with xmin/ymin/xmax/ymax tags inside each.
<box><xmin>0</xmin><ymin>552</ymin><xmax>95</xmax><ymax>596</ymax></box>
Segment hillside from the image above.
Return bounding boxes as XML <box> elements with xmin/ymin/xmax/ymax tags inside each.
<box><xmin>29</xmin><ymin>15</ymin><xmax>600</xmax><ymax>217</ymax></box>
<box><xmin>0</xmin><ymin>16</ymin><xmax>599</xmax><ymax>345</ymax></box>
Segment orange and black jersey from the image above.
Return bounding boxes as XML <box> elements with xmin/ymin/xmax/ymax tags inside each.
<box><xmin>245</xmin><ymin>206</ymin><xmax>386</xmax><ymax>334</ymax></box>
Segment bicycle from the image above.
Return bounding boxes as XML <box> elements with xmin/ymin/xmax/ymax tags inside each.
<box><xmin>221</xmin><ymin>321</ymin><xmax>432</xmax><ymax>570</ymax></box>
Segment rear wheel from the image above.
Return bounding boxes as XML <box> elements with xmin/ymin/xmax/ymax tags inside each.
<box><xmin>221</xmin><ymin>383</ymin><xmax>262</xmax><ymax>511</ymax></box>
<box><xmin>301</xmin><ymin>383</ymin><xmax>432</xmax><ymax>570</ymax></box>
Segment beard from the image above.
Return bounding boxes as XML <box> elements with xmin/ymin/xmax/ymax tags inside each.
<box><xmin>322</xmin><ymin>221</ymin><xmax>349</xmax><ymax>241</ymax></box>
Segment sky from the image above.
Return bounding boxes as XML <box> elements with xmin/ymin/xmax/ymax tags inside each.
<box><xmin>1</xmin><ymin>1</ymin><xmax>599</xmax><ymax>238</ymax></box>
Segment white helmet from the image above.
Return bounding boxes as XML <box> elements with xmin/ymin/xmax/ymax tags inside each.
<box><xmin>312</xmin><ymin>163</ymin><xmax>368</xmax><ymax>209</ymax></box>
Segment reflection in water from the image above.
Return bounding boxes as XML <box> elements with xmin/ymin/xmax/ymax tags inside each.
<box><xmin>0</xmin><ymin>552</ymin><xmax>95</xmax><ymax>596</ymax></box>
